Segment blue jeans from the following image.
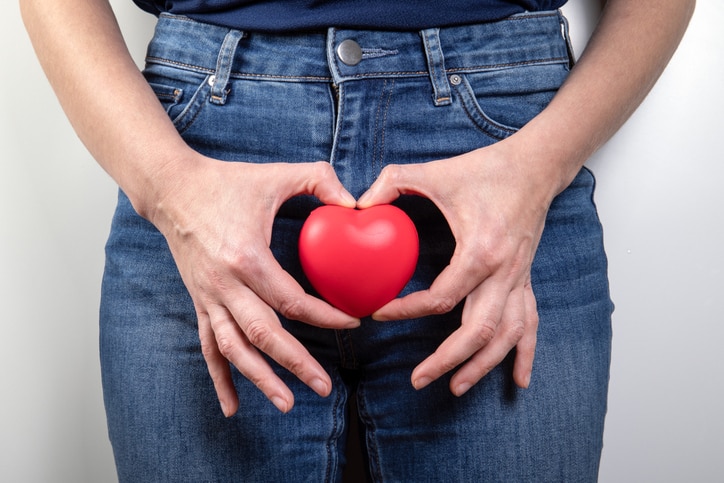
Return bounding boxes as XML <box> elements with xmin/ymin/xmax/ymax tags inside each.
<box><xmin>101</xmin><ymin>11</ymin><xmax>613</xmax><ymax>482</ymax></box>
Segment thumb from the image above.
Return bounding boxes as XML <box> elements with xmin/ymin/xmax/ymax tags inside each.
<box><xmin>357</xmin><ymin>164</ymin><xmax>421</xmax><ymax>209</ymax></box>
<box><xmin>286</xmin><ymin>161</ymin><xmax>356</xmax><ymax>208</ymax></box>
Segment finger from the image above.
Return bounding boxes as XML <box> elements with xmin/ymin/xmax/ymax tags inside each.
<box><xmin>222</xmin><ymin>288</ymin><xmax>334</xmax><ymax>398</ymax></box>
<box><xmin>448</xmin><ymin>286</ymin><xmax>527</xmax><ymax>396</ymax></box>
<box><xmin>197</xmin><ymin>310</ymin><xmax>239</xmax><ymax>417</ymax></box>
<box><xmin>357</xmin><ymin>163</ymin><xmax>428</xmax><ymax>208</ymax></box>
<box><xmin>410</xmin><ymin>280</ymin><xmax>508</xmax><ymax>390</ymax></box>
<box><xmin>512</xmin><ymin>283</ymin><xmax>539</xmax><ymax>389</ymax></box>
<box><xmin>372</xmin><ymin>248</ymin><xmax>490</xmax><ymax>321</ymax></box>
<box><xmin>281</xmin><ymin>161</ymin><xmax>356</xmax><ymax>208</ymax></box>
<box><xmin>238</xmin><ymin>249</ymin><xmax>360</xmax><ymax>329</ymax></box>
<box><xmin>207</xmin><ymin>303</ymin><xmax>296</xmax><ymax>413</ymax></box>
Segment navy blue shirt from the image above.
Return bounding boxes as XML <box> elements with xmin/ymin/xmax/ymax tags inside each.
<box><xmin>133</xmin><ymin>1</ymin><xmax>568</xmax><ymax>32</ymax></box>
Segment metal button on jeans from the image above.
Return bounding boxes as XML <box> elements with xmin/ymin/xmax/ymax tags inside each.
<box><xmin>337</xmin><ymin>39</ymin><xmax>363</xmax><ymax>66</ymax></box>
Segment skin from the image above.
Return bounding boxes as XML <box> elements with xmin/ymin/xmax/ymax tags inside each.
<box><xmin>20</xmin><ymin>0</ymin><xmax>695</xmax><ymax>415</ymax></box>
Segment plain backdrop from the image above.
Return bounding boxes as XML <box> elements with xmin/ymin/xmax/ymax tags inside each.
<box><xmin>1</xmin><ymin>1</ymin><xmax>722</xmax><ymax>481</ymax></box>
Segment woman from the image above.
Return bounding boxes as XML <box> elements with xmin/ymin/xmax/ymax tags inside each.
<box><xmin>21</xmin><ymin>0</ymin><xmax>694</xmax><ymax>481</ymax></box>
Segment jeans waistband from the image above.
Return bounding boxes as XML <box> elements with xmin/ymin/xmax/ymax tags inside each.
<box><xmin>147</xmin><ymin>12</ymin><xmax>570</xmax><ymax>104</ymax></box>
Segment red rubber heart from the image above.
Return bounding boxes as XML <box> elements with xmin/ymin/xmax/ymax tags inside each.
<box><xmin>299</xmin><ymin>204</ymin><xmax>419</xmax><ymax>318</ymax></box>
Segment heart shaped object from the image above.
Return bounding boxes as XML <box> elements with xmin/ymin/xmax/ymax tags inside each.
<box><xmin>299</xmin><ymin>205</ymin><xmax>419</xmax><ymax>318</ymax></box>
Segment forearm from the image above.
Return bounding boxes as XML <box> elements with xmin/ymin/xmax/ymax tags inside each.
<box><xmin>20</xmin><ymin>0</ymin><xmax>193</xmax><ymax>220</ymax></box>
<box><xmin>517</xmin><ymin>0</ymin><xmax>696</xmax><ymax>199</ymax></box>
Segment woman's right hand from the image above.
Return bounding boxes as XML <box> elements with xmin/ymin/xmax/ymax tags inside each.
<box><xmin>20</xmin><ymin>0</ymin><xmax>359</xmax><ymax>416</ymax></box>
<box><xmin>151</xmin><ymin>154</ymin><xmax>360</xmax><ymax>416</ymax></box>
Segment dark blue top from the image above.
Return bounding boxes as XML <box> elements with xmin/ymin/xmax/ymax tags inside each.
<box><xmin>132</xmin><ymin>1</ymin><xmax>568</xmax><ymax>32</ymax></box>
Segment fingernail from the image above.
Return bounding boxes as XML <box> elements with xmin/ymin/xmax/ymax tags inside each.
<box><xmin>310</xmin><ymin>377</ymin><xmax>330</xmax><ymax>397</ymax></box>
<box><xmin>345</xmin><ymin>317</ymin><xmax>361</xmax><ymax>328</ymax></box>
<box><xmin>356</xmin><ymin>191</ymin><xmax>373</xmax><ymax>208</ymax></box>
<box><xmin>413</xmin><ymin>376</ymin><xmax>432</xmax><ymax>390</ymax></box>
<box><xmin>339</xmin><ymin>189</ymin><xmax>356</xmax><ymax>207</ymax></box>
<box><xmin>523</xmin><ymin>373</ymin><xmax>532</xmax><ymax>389</ymax></box>
<box><xmin>219</xmin><ymin>400</ymin><xmax>231</xmax><ymax>418</ymax></box>
<box><xmin>454</xmin><ymin>382</ymin><xmax>472</xmax><ymax>397</ymax></box>
<box><xmin>271</xmin><ymin>396</ymin><xmax>291</xmax><ymax>413</ymax></box>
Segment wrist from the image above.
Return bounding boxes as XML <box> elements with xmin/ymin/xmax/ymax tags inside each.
<box><xmin>123</xmin><ymin>144</ymin><xmax>206</xmax><ymax>228</ymax></box>
<box><xmin>495</xmin><ymin>121</ymin><xmax>588</xmax><ymax>205</ymax></box>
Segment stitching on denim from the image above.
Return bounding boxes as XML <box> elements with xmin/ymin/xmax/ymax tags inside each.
<box><xmin>423</xmin><ymin>33</ymin><xmax>441</xmax><ymax>100</ymax></box>
<box><xmin>446</xmin><ymin>57</ymin><xmax>569</xmax><ymax>73</ymax></box>
<box><xmin>361</xmin><ymin>48</ymin><xmax>399</xmax><ymax>60</ymax></box>
<box><xmin>423</xmin><ymin>30</ymin><xmax>443</xmax><ymax>103</ymax></box>
<box><xmin>229</xmin><ymin>72</ymin><xmax>332</xmax><ymax>81</ymax></box>
<box><xmin>371</xmin><ymin>81</ymin><xmax>386</xmax><ymax>171</ymax></box>
<box><xmin>175</xmin><ymin>99</ymin><xmax>205</xmax><ymax>135</ymax></box>
<box><xmin>329</xmin><ymin>82</ymin><xmax>344</xmax><ymax>182</ymax></box>
<box><xmin>147</xmin><ymin>57</ymin><xmax>215</xmax><ymax>74</ymax></box>
<box><xmin>335</xmin><ymin>56</ymin><xmax>567</xmax><ymax>80</ymax></box>
<box><xmin>159</xmin><ymin>12</ymin><xmax>195</xmax><ymax>23</ymax></box>
<box><xmin>506</xmin><ymin>11</ymin><xmax>559</xmax><ymax>22</ymax></box>
<box><xmin>174</xmin><ymin>76</ymin><xmax>213</xmax><ymax>134</ymax></box>
<box><xmin>451</xmin><ymin>79</ymin><xmax>515</xmax><ymax>141</ymax></box>
<box><xmin>335</xmin><ymin>329</ymin><xmax>358</xmax><ymax>370</ymax></box>
<box><xmin>146</xmin><ymin>57</ymin><xmax>333</xmax><ymax>81</ymax></box>
<box><xmin>336</xmin><ymin>56</ymin><xmax>568</xmax><ymax>80</ymax></box>
<box><xmin>380</xmin><ymin>80</ymin><xmax>393</xmax><ymax>170</ymax></box>
<box><xmin>324</xmin><ymin>384</ymin><xmax>344</xmax><ymax>483</ymax></box>
<box><xmin>343</xmin><ymin>70</ymin><xmax>429</xmax><ymax>79</ymax></box>
<box><xmin>356</xmin><ymin>385</ymin><xmax>382</xmax><ymax>481</ymax></box>
<box><xmin>372</xmin><ymin>78</ymin><xmax>394</xmax><ymax>173</ymax></box>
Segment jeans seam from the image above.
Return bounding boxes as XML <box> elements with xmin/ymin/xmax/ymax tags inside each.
<box><xmin>325</xmin><ymin>381</ymin><xmax>345</xmax><ymax>483</ymax></box>
<box><xmin>333</xmin><ymin>56</ymin><xmax>568</xmax><ymax>80</ymax></box>
<box><xmin>329</xmin><ymin>82</ymin><xmax>345</xmax><ymax>175</ymax></box>
<box><xmin>451</xmin><ymin>77</ymin><xmax>517</xmax><ymax>140</ymax></box>
<box><xmin>445</xmin><ymin>57</ymin><xmax>569</xmax><ymax>73</ymax></box>
<box><xmin>356</xmin><ymin>385</ymin><xmax>382</xmax><ymax>482</ymax></box>
<box><xmin>335</xmin><ymin>330</ymin><xmax>358</xmax><ymax>370</ymax></box>
<box><xmin>372</xmin><ymin>78</ymin><xmax>394</xmax><ymax>173</ymax></box>
<box><xmin>147</xmin><ymin>57</ymin><xmax>333</xmax><ymax>81</ymax></box>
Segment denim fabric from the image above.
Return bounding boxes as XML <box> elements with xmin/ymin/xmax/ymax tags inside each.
<box><xmin>101</xmin><ymin>11</ymin><xmax>613</xmax><ymax>482</ymax></box>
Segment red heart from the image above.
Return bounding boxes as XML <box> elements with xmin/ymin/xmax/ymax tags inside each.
<box><xmin>299</xmin><ymin>204</ymin><xmax>419</xmax><ymax>318</ymax></box>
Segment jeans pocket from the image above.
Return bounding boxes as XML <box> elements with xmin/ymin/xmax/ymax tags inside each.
<box><xmin>451</xmin><ymin>62</ymin><xmax>569</xmax><ymax>140</ymax></box>
<box><xmin>144</xmin><ymin>66</ymin><xmax>213</xmax><ymax>134</ymax></box>
<box><xmin>148</xmin><ymin>82</ymin><xmax>183</xmax><ymax>114</ymax></box>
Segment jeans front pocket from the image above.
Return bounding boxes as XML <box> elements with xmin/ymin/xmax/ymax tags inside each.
<box><xmin>144</xmin><ymin>65</ymin><xmax>213</xmax><ymax>134</ymax></box>
<box><xmin>148</xmin><ymin>82</ymin><xmax>183</xmax><ymax>114</ymax></box>
<box><xmin>451</xmin><ymin>61</ymin><xmax>570</xmax><ymax>140</ymax></box>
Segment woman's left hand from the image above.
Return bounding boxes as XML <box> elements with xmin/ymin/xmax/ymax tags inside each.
<box><xmin>356</xmin><ymin>0</ymin><xmax>697</xmax><ymax>398</ymax></box>
<box><xmin>357</xmin><ymin>137</ymin><xmax>557</xmax><ymax>395</ymax></box>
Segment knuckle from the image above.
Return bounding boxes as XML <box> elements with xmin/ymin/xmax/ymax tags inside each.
<box><xmin>200</xmin><ymin>336</ymin><xmax>219</xmax><ymax>360</ymax></box>
<box><xmin>313</xmin><ymin>161</ymin><xmax>335</xmax><ymax>178</ymax></box>
<box><xmin>277</xmin><ymin>296</ymin><xmax>307</xmax><ymax>322</ymax></box>
<box><xmin>244</xmin><ymin>319</ymin><xmax>275</xmax><ymax>350</ymax></box>
<box><xmin>507</xmin><ymin>319</ymin><xmax>526</xmax><ymax>341</ymax></box>
<box><xmin>228</xmin><ymin>244</ymin><xmax>260</xmax><ymax>271</ymax></box>
<box><xmin>304</xmin><ymin>162</ymin><xmax>336</xmax><ymax>193</ymax></box>
<box><xmin>378</xmin><ymin>164</ymin><xmax>401</xmax><ymax>183</ymax></box>
<box><xmin>472</xmin><ymin>321</ymin><xmax>497</xmax><ymax>347</ymax></box>
<box><xmin>215</xmin><ymin>334</ymin><xmax>237</xmax><ymax>360</ymax></box>
<box><xmin>429</xmin><ymin>294</ymin><xmax>459</xmax><ymax>315</ymax></box>
<box><xmin>283</xmin><ymin>355</ymin><xmax>308</xmax><ymax>378</ymax></box>
<box><xmin>438</xmin><ymin>358</ymin><xmax>461</xmax><ymax>375</ymax></box>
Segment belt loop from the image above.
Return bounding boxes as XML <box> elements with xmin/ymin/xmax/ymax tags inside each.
<box><xmin>420</xmin><ymin>28</ymin><xmax>452</xmax><ymax>107</ymax></box>
<box><xmin>210</xmin><ymin>29</ymin><xmax>244</xmax><ymax>106</ymax></box>
<box><xmin>558</xmin><ymin>11</ymin><xmax>576</xmax><ymax>69</ymax></box>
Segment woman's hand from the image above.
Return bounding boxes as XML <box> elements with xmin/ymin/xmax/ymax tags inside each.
<box><xmin>20</xmin><ymin>0</ymin><xmax>361</xmax><ymax>416</ymax></box>
<box><xmin>357</xmin><ymin>137</ymin><xmax>554</xmax><ymax>395</ymax></box>
<box><xmin>150</xmin><ymin>155</ymin><xmax>359</xmax><ymax>416</ymax></box>
<box><xmin>357</xmin><ymin>0</ymin><xmax>696</xmax><ymax>396</ymax></box>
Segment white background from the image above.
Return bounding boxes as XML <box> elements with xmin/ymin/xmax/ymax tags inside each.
<box><xmin>1</xmin><ymin>1</ymin><xmax>721</xmax><ymax>481</ymax></box>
